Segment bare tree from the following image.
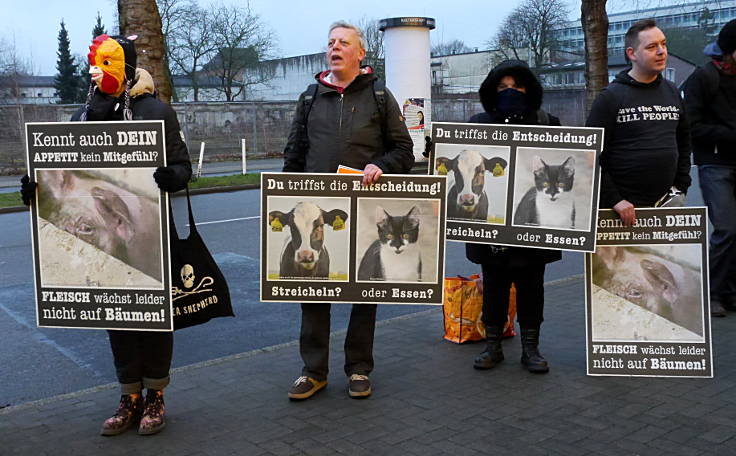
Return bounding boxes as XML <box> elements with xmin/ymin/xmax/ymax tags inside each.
<box><xmin>0</xmin><ymin>36</ymin><xmax>33</xmax><ymax>103</ymax></box>
<box><xmin>118</xmin><ymin>0</ymin><xmax>173</xmax><ymax>102</ymax></box>
<box><xmin>168</xmin><ymin>6</ymin><xmax>218</xmax><ymax>101</ymax></box>
<box><xmin>207</xmin><ymin>3</ymin><xmax>275</xmax><ymax>101</ymax></box>
<box><xmin>490</xmin><ymin>0</ymin><xmax>571</xmax><ymax>67</ymax></box>
<box><xmin>431</xmin><ymin>39</ymin><xmax>472</xmax><ymax>56</ymax></box>
<box><xmin>355</xmin><ymin>17</ymin><xmax>384</xmax><ymax>77</ymax></box>
<box><xmin>156</xmin><ymin>0</ymin><xmax>198</xmax><ymax>101</ymax></box>
<box><xmin>582</xmin><ymin>0</ymin><xmax>609</xmax><ymax>113</ymax></box>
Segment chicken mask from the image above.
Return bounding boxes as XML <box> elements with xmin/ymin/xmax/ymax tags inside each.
<box><xmin>88</xmin><ymin>34</ymin><xmax>137</xmax><ymax>97</ymax></box>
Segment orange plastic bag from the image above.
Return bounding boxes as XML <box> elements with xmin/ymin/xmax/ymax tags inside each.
<box><xmin>442</xmin><ymin>275</ymin><xmax>516</xmax><ymax>343</ymax></box>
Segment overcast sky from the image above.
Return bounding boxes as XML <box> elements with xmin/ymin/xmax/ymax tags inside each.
<box><xmin>1</xmin><ymin>0</ymin><xmax>596</xmax><ymax>76</ymax></box>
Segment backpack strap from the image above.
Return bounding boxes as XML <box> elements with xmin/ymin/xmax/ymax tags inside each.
<box><xmin>372</xmin><ymin>79</ymin><xmax>389</xmax><ymax>149</ymax></box>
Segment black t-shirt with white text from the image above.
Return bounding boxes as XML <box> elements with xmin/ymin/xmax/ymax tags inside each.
<box><xmin>586</xmin><ymin>70</ymin><xmax>691</xmax><ymax>207</ymax></box>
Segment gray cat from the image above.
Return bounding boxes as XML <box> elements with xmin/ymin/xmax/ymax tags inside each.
<box><xmin>358</xmin><ymin>206</ymin><xmax>422</xmax><ymax>282</ymax></box>
<box><xmin>514</xmin><ymin>155</ymin><xmax>576</xmax><ymax>229</ymax></box>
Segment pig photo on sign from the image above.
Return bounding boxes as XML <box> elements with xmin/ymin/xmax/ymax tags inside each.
<box><xmin>591</xmin><ymin>245</ymin><xmax>704</xmax><ymax>339</ymax></box>
<box><xmin>36</xmin><ymin>169</ymin><xmax>163</xmax><ymax>286</ymax></box>
<box><xmin>266</xmin><ymin>196</ymin><xmax>350</xmax><ymax>281</ymax></box>
<box><xmin>433</xmin><ymin>144</ymin><xmax>509</xmax><ymax>224</ymax></box>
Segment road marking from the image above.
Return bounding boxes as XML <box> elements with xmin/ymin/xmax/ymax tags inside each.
<box><xmin>188</xmin><ymin>215</ymin><xmax>259</xmax><ymax>227</ymax></box>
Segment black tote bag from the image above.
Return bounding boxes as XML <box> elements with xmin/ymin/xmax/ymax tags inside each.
<box><xmin>169</xmin><ymin>188</ymin><xmax>233</xmax><ymax>330</ymax></box>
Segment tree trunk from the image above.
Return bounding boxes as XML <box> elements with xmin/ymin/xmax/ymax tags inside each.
<box><xmin>118</xmin><ymin>0</ymin><xmax>173</xmax><ymax>103</ymax></box>
<box><xmin>582</xmin><ymin>0</ymin><xmax>609</xmax><ymax>115</ymax></box>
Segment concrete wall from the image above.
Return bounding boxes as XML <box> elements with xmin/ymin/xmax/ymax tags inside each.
<box><xmin>0</xmin><ymin>101</ymin><xmax>297</xmax><ymax>172</ymax></box>
<box><xmin>0</xmin><ymin>93</ymin><xmax>590</xmax><ymax>173</ymax></box>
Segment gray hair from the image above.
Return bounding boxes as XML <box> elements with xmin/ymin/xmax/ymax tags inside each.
<box><xmin>328</xmin><ymin>21</ymin><xmax>367</xmax><ymax>51</ymax></box>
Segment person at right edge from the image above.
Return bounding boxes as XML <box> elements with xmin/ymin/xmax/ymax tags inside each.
<box><xmin>683</xmin><ymin>19</ymin><xmax>736</xmax><ymax>318</ymax></box>
<box><xmin>467</xmin><ymin>60</ymin><xmax>561</xmax><ymax>374</ymax></box>
<box><xmin>586</xmin><ymin>19</ymin><xmax>691</xmax><ymax>222</ymax></box>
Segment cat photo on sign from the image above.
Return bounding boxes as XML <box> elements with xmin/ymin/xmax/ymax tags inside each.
<box><xmin>511</xmin><ymin>147</ymin><xmax>595</xmax><ymax>231</ymax></box>
<box><xmin>590</xmin><ymin>244</ymin><xmax>704</xmax><ymax>342</ymax></box>
<box><xmin>433</xmin><ymin>144</ymin><xmax>510</xmax><ymax>224</ymax></box>
<box><xmin>356</xmin><ymin>198</ymin><xmax>441</xmax><ymax>283</ymax></box>
<box><xmin>266</xmin><ymin>196</ymin><xmax>350</xmax><ymax>282</ymax></box>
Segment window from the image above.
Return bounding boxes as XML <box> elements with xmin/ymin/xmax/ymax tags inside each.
<box><xmin>665</xmin><ymin>68</ymin><xmax>676</xmax><ymax>82</ymax></box>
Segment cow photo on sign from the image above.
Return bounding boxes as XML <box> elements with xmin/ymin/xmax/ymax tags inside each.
<box><xmin>512</xmin><ymin>147</ymin><xmax>596</xmax><ymax>231</ymax></box>
<box><xmin>36</xmin><ymin>168</ymin><xmax>163</xmax><ymax>288</ymax></box>
<box><xmin>434</xmin><ymin>144</ymin><xmax>510</xmax><ymax>224</ymax></box>
<box><xmin>356</xmin><ymin>198</ymin><xmax>441</xmax><ymax>283</ymax></box>
<box><xmin>591</xmin><ymin>244</ymin><xmax>704</xmax><ymax>341</ymax></box>
<box><xmin>266</xmin><ymin>196</ymin><xmax>350</xmax><ymax>281</ymax></box>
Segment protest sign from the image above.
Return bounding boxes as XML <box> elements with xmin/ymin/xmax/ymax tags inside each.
<box><xmin>431</xmin><ymin>122</ymin><xmax>602</xmax><ymax>252</ymax></box>
<box><xmin>261</xmin><ymin>172</ymin><xmax>446</xmax><ymax>305</ymax></box>
<box><xmin>26</xmin><ymin>121</ymin><xmax>173</xmax><ymax>331</ymax></box>
<box><xmin>585</xmin><ymin>208</ymin><xmax>712</xmax><ymax>377</ymax></box>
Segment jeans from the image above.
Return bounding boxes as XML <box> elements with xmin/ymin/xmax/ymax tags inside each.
<box><xmin>107</xmin><ymin>330</ymin><xmax>173</xmax><ymax>394</ymax></box>
<box><xmin>698</xmin><ymin>165</ymin><xmax>736</xmax><ymax>302</ymax></box>
<box><xmin>480</xmin><ymin>263</ymin><xmax>546</xmax><ymax>328</ymax></box>
<box><xmin>299</xmin><ymin>303</ymin><xmax>377</xmax><ymax>381</ymax></box>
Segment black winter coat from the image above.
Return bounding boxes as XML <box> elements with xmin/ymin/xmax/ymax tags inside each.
<box><xmin>683</xmin><ymin>61</ymin><xmax>736</xmax><ymax>166</ymax></box>
<box><xmin>283</xmin><ymin>69</ymin><xmax>414</xmax><ymax>173</ymax></box>
<box><xmin>72</xmin><ymin>89</ymin><xmax>192</xmax><ymax>191</ymax></box>
<box><xmin>465</xmin><ymin>60</ymin><xmax>562</xmax><ymax>268</ymax></box>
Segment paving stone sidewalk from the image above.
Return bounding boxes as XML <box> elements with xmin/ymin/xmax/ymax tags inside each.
<box><xmin>2</xmin><ymin>276</ymin><xmax>736</xmax><ymax>455</ymax></box>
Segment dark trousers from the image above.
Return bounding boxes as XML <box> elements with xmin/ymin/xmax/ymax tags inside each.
<box><xmin>107</xmin><ymin>330</ymin><xmax>173</xmax><ymax>394</ymax></box>
<box><xmin>480</xmin><ymin>263</ymin><xmax>546</xmax><ymax>328</ymax></box>
<box><xmin>299</xmin><ymin>303</ymin><xmax>377</xmax><ymax>381</ymax></box>
<box><xmin>699</xmin><ymin>165</ymin><xmax>736</xmax><ymax>302</ymax></box>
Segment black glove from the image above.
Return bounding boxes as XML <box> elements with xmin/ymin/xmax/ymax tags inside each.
<box><xmin>20</xmin><ymin>174</ymin><xmax>37</xmax><ymax>206</ymax></box>
<box><xmin>154</xmin><ymin>164</ymin><xmax>191</xmax><ymax>192</ymax></box>
<box><xmin>423</xmin><ymin>136</ymin><xmax>433</xmax><ymax>158</ymax></box>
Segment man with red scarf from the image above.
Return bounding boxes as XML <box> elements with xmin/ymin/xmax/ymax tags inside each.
<box><xmin>684</xmin><ymin>19</ymin><xmax>736</xmax><ymax>317</ymax></box>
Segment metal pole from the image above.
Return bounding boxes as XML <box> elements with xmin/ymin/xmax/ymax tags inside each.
<box><xmin>196</xmin><ymin>142</ymin><xmax>205</xmax><ymax>179</ymax></box>
<box><xmin>241</xmin><ymin>138</ymin><xmax>247</xmax><ymax>175</ymax></box>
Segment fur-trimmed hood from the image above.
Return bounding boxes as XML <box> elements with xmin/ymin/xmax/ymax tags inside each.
<box><xmin>478</xmin><ymin>60</ymin><xmax>543</xmax><ymax>114</ymax></box>
<box><xmin>130</xmin><ymin>68</ymin><xmax>155</xmax><ymax>98</ymax></box>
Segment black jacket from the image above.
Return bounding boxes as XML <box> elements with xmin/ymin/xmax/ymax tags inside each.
<box><xmin>683</xmin><ymin>61</ymin><xmax>736</xmax><ymax>166</ymax></box>
<box><xmin>586</xmin><ymin>70</ymin><xmax>692</xmax><ymax>207</ymax></box>
<box><xmin>71</xmin><ymin>72</ymin><xmax>192</xmax><ymax>191</ymax></box>
<box><xmin>465</xmin><ymin>60</ymin><xmax>562</xmax><ymax>267</ymax></box>
<box><xmin>283</xmin><ymin>68</ymin><xmax>414</xmax><ymax>173</ymax></box>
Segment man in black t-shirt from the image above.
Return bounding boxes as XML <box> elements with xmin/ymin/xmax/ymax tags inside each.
<box><xmin>586</xmin><ymin>19</ymin><xmax>691</xmax><ymax>226</ymax></box>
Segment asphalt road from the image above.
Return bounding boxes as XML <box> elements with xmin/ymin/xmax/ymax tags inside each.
<box><xmin>0</xmin><ymin>187</ymin><xmax>584</xmax><ymax>407</ymax></box>
<box><xmin>0</xmin><ymin>168</ymin><xmax>704</xmax><ymax>407</ymax></box>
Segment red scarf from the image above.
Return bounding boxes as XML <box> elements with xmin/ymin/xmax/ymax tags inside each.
<box><xmin>712</xmin><ymin>59</ymin><xmax>736</xmax><ymax>76</ymax></box>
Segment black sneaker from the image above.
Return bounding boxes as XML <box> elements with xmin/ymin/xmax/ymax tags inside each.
<box><xmin>288</xmin><ymin>376</ymin><xmax>327</xmax><ymax>400</ymax></box>
<box><xmin>348</xmin><ymin>374</ymin><xmax>371</xmax><ymax>398</ymax></box>
<box><xmin>711</xmin><ymin>300</ymin><xmax>726</xmax><ymax>318</ymax></box>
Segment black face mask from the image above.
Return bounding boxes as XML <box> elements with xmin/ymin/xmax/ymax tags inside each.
<box><xmin>495</xmin><ymin>88</ymin><xmax>528</xmax><ymax>118</ymax></box>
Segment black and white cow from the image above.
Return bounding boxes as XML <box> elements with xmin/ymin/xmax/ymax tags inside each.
<box><xmin>268</xmin><ymin>202</ymin><xmax>348</xmax><ymax>279</ymax></box>
<box><xmin>436</xmin><ymin>150</ymin><xmax>507</xmax><ymax>221</ymax></box>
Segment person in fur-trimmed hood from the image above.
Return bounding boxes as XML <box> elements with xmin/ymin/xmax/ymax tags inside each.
<box><xmin>465</xmin><ymin>59</ymin><xmax>561</xmax><ymax>375</ymax></box>
<box><xmin>21</xmin><ymin>34</ymin><xmax>191</xmax><ymax>436</ymax></box>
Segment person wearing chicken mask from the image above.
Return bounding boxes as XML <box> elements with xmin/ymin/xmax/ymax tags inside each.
<box><xmin>20</xmin><ymin>35</ymin><xmax>191</xmax><ymax>436</ymax></box>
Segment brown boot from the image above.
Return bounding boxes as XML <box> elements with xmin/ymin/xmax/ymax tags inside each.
<box><xmin>138</xmin><ymin>389</ymin><xmax>166</xmax><ymax>435</ymax></box>
<box><xmin>100</xmin><ymin>393</ymin><xmax>143</xmax><ymax>436</ymax></box>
